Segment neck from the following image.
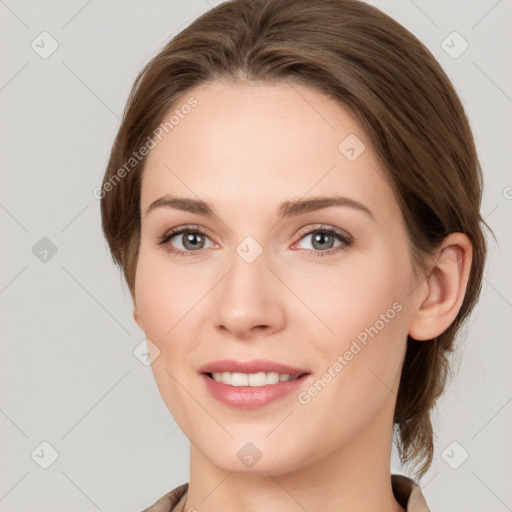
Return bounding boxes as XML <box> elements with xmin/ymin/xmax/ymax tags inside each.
<box><xmin>181</xmin><ymin>402</ymin><xmax>405</xmax><ymax>512</ymax></box>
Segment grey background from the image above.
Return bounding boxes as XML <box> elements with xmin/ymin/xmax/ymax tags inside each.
<box><xmin>0</xmin><ymin>0</ymin><xmax>510</xmax><ymax>511</ymax></box>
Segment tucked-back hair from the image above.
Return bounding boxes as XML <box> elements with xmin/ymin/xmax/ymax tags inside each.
<box><xmin>100</xmin><ymin>0</ymin><xmax>493</xmax><ymax>479</ymax></box>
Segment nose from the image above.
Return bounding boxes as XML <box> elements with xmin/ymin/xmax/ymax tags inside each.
<box><xmin>213</xmin><ymin>245</ymin><xmax>286</xmax><ymax>340</ymax></box>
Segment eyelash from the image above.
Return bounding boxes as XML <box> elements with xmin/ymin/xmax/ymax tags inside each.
<box><xmin>157</xmin><ymin>224</ymin><xmax>353</xmax><ymax>258</ymax></box>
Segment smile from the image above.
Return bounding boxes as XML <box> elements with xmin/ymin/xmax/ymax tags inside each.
<box><xmin>201</xmin><ymin>372</ymin><xmax>311</xmax><ymax>409</ymax></box>
<box><xmin>207</xmin><ymin>371</ymin><xmax>304</xmax><ymax>386</ymax></box>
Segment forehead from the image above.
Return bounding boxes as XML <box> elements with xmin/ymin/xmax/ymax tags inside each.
<box><xmin>140</xmin><ymin>80</ymin><xmax>398</xmax><ymax>221</ymax></box>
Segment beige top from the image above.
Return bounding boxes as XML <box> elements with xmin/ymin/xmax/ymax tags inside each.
<box><xmin>141</xmin><ymin>474</ymin><xmax>431</xmax><ymax>511</ymax></box>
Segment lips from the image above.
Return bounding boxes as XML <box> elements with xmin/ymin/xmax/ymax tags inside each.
<box><xmin>198</xmin><ymin>358</ymin><xmax>310</xmax><ymax>376</ymax></box>
<box><xmin>198</xmin><ymin>359</ymin><xmax>312</xmax><ymax>409</ymax></box>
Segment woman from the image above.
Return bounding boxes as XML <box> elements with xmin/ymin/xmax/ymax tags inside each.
<box><xmin>100</xmin><ymin>0</ymin><xmax>492</xmax><ymax>510</ymax></box>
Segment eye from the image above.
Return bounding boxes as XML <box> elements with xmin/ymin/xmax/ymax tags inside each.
<box><xmin>157</xmin><ymin>224</ymin><xmax>353</xmax><ymax>258</ymax></box>
<box><xmin>157</xmin><ymin>225</ymin><xmax>216</xmax><ymax>257</ymax></box>
<box><xmin>293</xmin><ymin>225</ymin><xmax>353</xmax><ymax>257</ymax></box>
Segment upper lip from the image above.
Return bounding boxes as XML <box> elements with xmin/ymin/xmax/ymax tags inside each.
<box><xmin>198</xmin><ymin>359</ymin><xmax>310</xmax><ymax>376</ymax></box>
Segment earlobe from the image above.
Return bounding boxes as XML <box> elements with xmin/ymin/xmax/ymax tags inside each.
<box><xmin>409</xmin><ymin>233</ymin><xmax>473</xmax><ymax>341</ymax></box>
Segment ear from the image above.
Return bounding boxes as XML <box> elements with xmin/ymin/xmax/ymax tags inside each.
<box><xmin>409</xmin><ymin>233</ymin><xmax>473</xmax><ymax>341</ymax></box>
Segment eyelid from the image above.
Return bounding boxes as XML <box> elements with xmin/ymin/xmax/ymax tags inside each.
<box><xmin>293</xmin><ymin>224</ymin><xmax>353</xmax><ymax>244</ymax></box>
<box><xmin>158</xmin><ymin>224</ymin><xmax>215</xmax><ymax>242</ymax></box>
<box><xmin>157</xmin><ymin>223</ymin><xmax>354</xmax><ymax>257</ymax></box>
<box><xmin>158</xmin><ymin>224</ymin><xmax>351</xmax><ymax>245</ymax></box>
<box><xmin>156</xmin><ymin>224</ymin><xmax>218</xmax><ymax>249</ymax></box>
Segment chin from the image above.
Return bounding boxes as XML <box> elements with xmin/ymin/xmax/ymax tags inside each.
<box><xmin>199</xmin><ymin>442</ymin><xmax>301</xmax><ymax>476</ymax></box>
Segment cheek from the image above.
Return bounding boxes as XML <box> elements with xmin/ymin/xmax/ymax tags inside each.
<box><xmin>301</xmin><ymin>249</ymin><xmax>411</xmax><ymax>393</ymax></box>
<box><xmin>135</xmin><ymin>249</ymin><xmax>201</xmax><ymax>429</ymax></box>
<box><xmin>295</xmin><ymin>301</ymin><xmax>408</xmax><ymax>448</ymax></box>
<box><xmin>135</xmin><ymin>247</ymin><xmax>197</xmax><ymax>338</ymax></box>
<box><xmin>134</xmin><ymin>247</ymin><xmax>210</xmax><ymax>396</ymax></box>
<box><xmin>296</xmin><ymin>253</ymin><xmax>409</xmax><ymax>343</ymax></box>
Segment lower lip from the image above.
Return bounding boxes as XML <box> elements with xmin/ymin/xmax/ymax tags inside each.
<box><xmin>201</xmin><ymin>373</ymin><xmax>310</xmax><ymax>409</ymax></box>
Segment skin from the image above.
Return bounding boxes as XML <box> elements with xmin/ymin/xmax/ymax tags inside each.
<box><xmin>132</xmin><ymin>79</ymin><xmax>472</xmax><ymax>512</ymax></box>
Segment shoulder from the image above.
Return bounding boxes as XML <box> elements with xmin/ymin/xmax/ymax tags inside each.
<box><xmin>391</xmin><ymin>474</ymin><xmax>431</xmax><ymax>512</ymax></box>
<box><xmin>141</xmin><ymin>482</ymin><xmax>189</xmax><ymax>512</ymax></box>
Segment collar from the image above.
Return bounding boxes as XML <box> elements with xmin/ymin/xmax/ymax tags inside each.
<box><xmin>142</xmin><ymin>474</ymin><xmax>431</xmax><ymax>512</ymax></box>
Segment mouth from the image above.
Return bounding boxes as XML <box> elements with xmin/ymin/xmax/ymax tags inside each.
<box><xmin>198</xmin><ymin>359</ymin><xmax>312</xmax><ymax>408</ymax></box>
<box><xmin>197</xmin><ymin>358</ymin><xmax>310</xmax><ymax>377</ymax></box>
<box><xmin>199</xmin><ymin>362</ymin><xmax>312</xmax><ymax>409</ymax></box>
<box><xmin>203</xmin><ymin>371</ymin><xmax>309</xmax><ymax>387</ymax></box>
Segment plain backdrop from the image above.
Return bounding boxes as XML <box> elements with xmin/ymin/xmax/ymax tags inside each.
<box><xmin>0</xmin><ymin>1</ymin><xmax>511</xmax><ymax>511</ymax></box>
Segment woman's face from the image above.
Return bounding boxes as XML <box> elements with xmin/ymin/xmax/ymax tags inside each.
<box><xmin>133</xmin><ymin>79</ymin><xmax>422</xmax><ymax>474</ymax></box>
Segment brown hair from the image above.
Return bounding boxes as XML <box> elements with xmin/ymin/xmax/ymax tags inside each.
<box><xmin>100</xmin><ymin>0</ymin><xmax>494</xmax><ymax>479</ymax></box>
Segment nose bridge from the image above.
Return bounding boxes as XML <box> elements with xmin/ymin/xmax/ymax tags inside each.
<box><xmin>213</xmin><ymin>234</ymin><xmax>284</xmax><ymax>337</ymax></box>
<box><xmin>222</xmin><ymin>235</ymin><xmax>271</xmax><ymax>309</ymax></box>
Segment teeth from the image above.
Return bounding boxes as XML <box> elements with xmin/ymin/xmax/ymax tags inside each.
<box><xmin>210</xmin><ymin>371</ymin><xmax>299</xmax><ymax>386</ymax></box>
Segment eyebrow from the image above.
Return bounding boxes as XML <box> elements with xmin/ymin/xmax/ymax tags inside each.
<box><xmin>145</xmin><ymin>195</ymin><xmax>375</xmax><ymax>222</ymax></box>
